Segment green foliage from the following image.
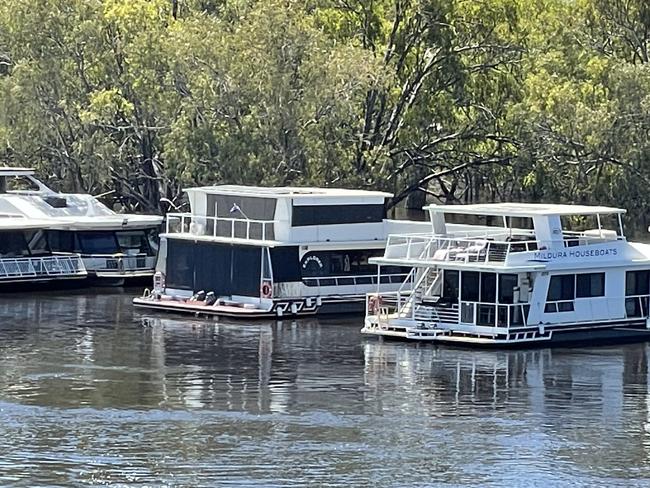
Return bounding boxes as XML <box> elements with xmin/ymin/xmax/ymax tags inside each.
<box><xmin>0</xmin><ymin>0</ymin><xmax>649</xmax><ymax>229</ymax></box>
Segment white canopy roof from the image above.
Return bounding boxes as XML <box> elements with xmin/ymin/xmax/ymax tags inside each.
<box><xmin>185</xmin><ymin>185</ymin><xmax>392</xmax><ymax>199</ymax></box>
<box><xmin>425</xmin><ymin>202</ymin><xmax>626</xmax><ymax>217</ymax></box>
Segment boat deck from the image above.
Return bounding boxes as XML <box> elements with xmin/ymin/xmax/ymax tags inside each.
<box><xmin>133</xmin><ymin>296</ymin><xmax>277</xmax><ymax>318</ymax></box>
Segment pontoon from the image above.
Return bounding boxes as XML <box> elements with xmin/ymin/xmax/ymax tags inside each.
<box><xmin>134</xmin><ymin>185</ymin><xmax>431</xmax><ymax>318</ymax></box>
<box><xmin>362</xmin><ymin>202</ymin><xmax>650</xmax><ymax>346</ymax></box>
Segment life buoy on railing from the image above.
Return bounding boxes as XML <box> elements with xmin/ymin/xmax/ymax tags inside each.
<box><xmin>261</xmin><ymin>281</ymin><xmax>273</xmax><ymax>299</ymax></box>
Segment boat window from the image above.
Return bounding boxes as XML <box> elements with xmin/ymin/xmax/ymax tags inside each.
<box><xmin>626</xmin><ymin>270</ymin><xmax>650</xmax><ymax>296</ymax></box>
<box><xmin>477</xmin><ymin>304</ymin><xmax>496</xmax><ymax>326</ymax></box>
<box><xmin>166</xmin><ymin>239</ymin><xmax>195</xmax><ymax>290</ymax></box>
<box><xmin>576</xmin><ymin>273</ymin><xmax>605</xmax><ymax>298</ymax></box>
<box><xmin>25</xmin><ymin>230</ymin><xmax>50</xmax><ymax>256</ymax></box>
<box><xmin>292</xmin><ymin>204</ymin><xmax>385</xmax><ymax>227</ymax></box>
<box><xmin>480</xmin><ymin>273</ymin><xmax>497</xmax><ymax>303</ymax></box>
<box><xmin>2</xmin><ymin>176</ymin><xmax>40</xmax><ymax>192</ymax></box>
<box><xmin>116</xmin><ymin>230</ymin><xmax>151</xmax><ymax>255</ymax></box>
<box><xmin>146</xmin><ymin>229</ymin><xmax>159</xmax><ymax>254</ymax></box>
<box><xmin>300</xmin><ymin>250</ymin><xmax>382</xmax><ymax>278</ymax></box>
<box><xmin>47</xmin><ymin>230</ymin><xmax>78</xmax><ymax>253</ymax></box>
<box><xmin>166</xmin><ymin>240</ymin><xmax>262</xmax><ymax>296</ymax></box>
<box><xmin>270</xmin><ymin>247</ymin><xmax>301</xmax><ymax>282</ymax></box>
<box><xmin>442</xmin><ymin>270</ymin><xmax>459</xmax><ymax>302</ymax></box>
<box><xmin>498</xmin><ymin>274</ymin><xmax>518</xmax><ymax>304</ymax></box>
<box><xmin>77</xmin><ymin>232</ymin><xmax>120</xmax><ymax>254</ymax></box>
<box><xmin>0</xmin><ymin>231</ymin><xmax>30</xmax><ymax>257</ymax></box>
<box><xmin>547</xmin><ymin>275</ymin><xmax>575</xmax><ymax>301</ymax></box>
<box><xmin>461</xmin><ymin>271</ymin><xmax>480</xmax><ymax>301</ymax></box>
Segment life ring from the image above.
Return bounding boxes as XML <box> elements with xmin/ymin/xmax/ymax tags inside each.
<box><xmin>261</xmin><ymin>281</ymin><xmax>273</xmax><ymax>298</ymax></box>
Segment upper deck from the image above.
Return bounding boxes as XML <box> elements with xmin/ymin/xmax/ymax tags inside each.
<box><xmin>165</xmin><ymin>185</ymin><xmax>430</xmax><ymax>245</ymax></box>
<box><xmin>371</xmin><ymin>202</ymin><xmax>649</xmax><ymax>271</ymax></box>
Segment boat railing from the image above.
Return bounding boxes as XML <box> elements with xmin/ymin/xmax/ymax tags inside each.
<box><xmin>304</xmin><ymin>273</ymin><xmax>408</xmax><ymax>289</ymax></box>
<box><xmin>0</xmin><ymin>255</ymin><xmax>85</xmax><ymax>280</ymax></box>
<box><xmin>165</xmin><ymin>213</ymin><xmax>278</xmax><ymax>241</ymax></box>
<box><xmin>382</xmin><ymin>232</ymin><xmax>618</xmax><ymax>265</ymax></box>
<box><xmin>456</xmin><ymin>301</ymin><xmax>531</xmax><ymax>328</ymax></box>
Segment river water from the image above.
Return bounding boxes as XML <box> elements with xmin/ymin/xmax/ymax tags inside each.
<box><xmin>1</xmin><ymin>290</ymin><xmax>650</xmax><ymax>487</ymax></box>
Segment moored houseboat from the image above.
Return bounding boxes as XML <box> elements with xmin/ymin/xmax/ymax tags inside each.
<box><xmin>362</xmin><ymin>202</ymin><xmax>650</xmax><ymax>346</ymax></box>
<box><xmin>134</xmin><ymin>185</ymin><xmax>432</xmax><ymax>318</ymax></box>
<box><xmin>0</xmin><ymin>167</ymin><xmax>162</xmax><ymax>285</ymax></box>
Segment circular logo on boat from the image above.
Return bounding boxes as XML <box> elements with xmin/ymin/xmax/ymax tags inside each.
<box><xmin>301</xmin><ymin>254</ymin><xmax>323</xmax><ymax>271</ymax></box>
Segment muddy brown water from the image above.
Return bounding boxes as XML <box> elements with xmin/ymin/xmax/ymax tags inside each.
<box><xmin>1</xmin><ymin>289</ymin><xmax>650</xmax><ymax>486</ymax></box>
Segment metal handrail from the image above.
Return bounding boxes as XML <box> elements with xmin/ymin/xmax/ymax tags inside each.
<box><xmin>382</xmin><ymin>232</ymin><xmax>618</xmax><ymax>265</ymax></box>
<box><xmin>165</xmin><ymin>213</ymin><xmax>278</xmax><ymax>241</ymax></box>
<box><xmin>304</xmin><ymin>273</ymin><xmax>408</xmax><ymax>287</ymax></box>
<box><xmin>0</xmin><ymin>255</ymin><xmax>85</xmax><ymax>279</ymax></box>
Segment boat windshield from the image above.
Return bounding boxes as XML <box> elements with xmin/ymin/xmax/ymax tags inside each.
<box><xmin>0</xmin><ymin>230</ymin><xmax>52</xmax><ymax>258</ymax></box>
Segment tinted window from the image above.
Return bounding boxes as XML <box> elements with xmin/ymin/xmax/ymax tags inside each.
<box><xmin>442</xmin><ymin>270</ymin><xmax>459</xmax><ymax>301</ymax></box>
<box><xmin>292</xmin><ymin>204</ymin><xmax>385</xmax><ymax>227</ymax></box>
<box><xmin>576</xmin><ymin>273</ymin><xmax>605</xmax><ymax>298</ymax></box>
<box><xmin>166</xmin><ymin>240</ymin><xmax>262</xmax><ymax>296</ymax></box>
<box><xmin>166</xmin><ymin>239</ymin><xmax>195</xmax><ymax>290</ymax></box>
<box><xmin>77</xmin><ymin>232</ymin><xmax>119</xmax><ymax>254</ymax></box>
<box><xmin>116</xmin><ymin>231</ymin><xmax>150</xmax><ymax>253</ymax></box>
<box><xmin>626</xmin><ymin>270</ymin><xmax>650</xmax><ymax>296</ymax></box>
<box><xmin>270</xmin><ymin>247</ymin><xmax>301</xmax><ymax>282</ymax></box>
<box><xmin>47</xmin><ymin>230</ymin><xmax>77</xmax><ymax>253</ymax></box>
<box><xmin>0</xmin><ymin>231</ymin><xmax>29</xmax><ymax>257</ymax></box>
<box><xmin>26</xmin><ymin>230</ymin><xmax>50</xmax><ymax>256</ymax></box>
<box><xmin>480</xmin><ymin>273</ymin><xmax>497</xmax><ymax>303</ymax></box>
<box><xmin>300</xmin><ymin>250</ymin><xmax>382</xmax><ymax>278</ymax></box>
<box><xmin>461</xmin><ymin>271</ymin><xmax>480</xmax><ymax>301</ymax></box>
<box><xmin>498</xmin><ymin>274</ymin><xmax>518</xmax><ymax>304</ymax></box>
<box><xmin>547</xmin><ymin>275</ymin><xmax>575</xmax><ymax>301</ymax></box>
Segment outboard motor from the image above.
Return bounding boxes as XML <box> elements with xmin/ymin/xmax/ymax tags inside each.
<box><xmin>205</xmin><ymin>292</ymin><xmax>217</xmax><ymax>306</ymax></box>
<box><xmin>190</xmin><ymin>290</ymin><xmax>206</xmax><ymax>302</ymax></box>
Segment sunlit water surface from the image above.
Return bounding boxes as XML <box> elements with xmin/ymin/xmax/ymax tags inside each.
<box><xmin>1</xmin><ymin>290</ymin><xmax>650</xmax><ymax>486</ymax></box>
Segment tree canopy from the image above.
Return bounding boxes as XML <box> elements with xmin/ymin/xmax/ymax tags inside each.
<box><xmin>1</xmin><ymin>0</ymin><xmax>649</xmax><ymax>230</ymax></box>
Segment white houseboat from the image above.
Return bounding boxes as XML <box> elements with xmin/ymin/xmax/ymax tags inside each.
<box><xmin>0</xmin><ymin>168</ymin><xmax>162</xmax><ymax>284</ymax></box>
<box><xmin>362</xmin><ymin>202</ymin><xmax>650</xmax><ymax>346</ymax></box>
<box><xmin>134</xmin><ymin>185</ymin><xmax>431</xmax><ymax>318</ymax></box>
<box><xmin>0</xmin><ymin>214</ymin><xmax>86</xmax><ymax>287</ymax></box>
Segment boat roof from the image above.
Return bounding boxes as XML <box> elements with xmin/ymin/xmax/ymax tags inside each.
<box><xmin>185</xmin><ymin>185</ymin><xmax>392</xmax><ymax>199</ymax></box>
<box><xmin>0</xmin><ymin>167</ymin><xmax>36</xmax><ymax>177</ymax></box>
<box><xmin>0</xmin><ymin>214</ymin><xmax>54</xmax><ymax>230</ymax></box>
<box><xmin>425</xmin><ymin>202</ymin><xmax>626</xmax><ymax>217</ymax></box>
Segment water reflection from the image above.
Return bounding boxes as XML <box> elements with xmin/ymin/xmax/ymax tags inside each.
<box><xmin>1</xmin><ymin>292</ymin><xmax>650</xmax><ymax>485</ymax></box>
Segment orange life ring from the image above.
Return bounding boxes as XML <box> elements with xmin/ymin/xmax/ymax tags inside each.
<box><xmin>261</xmin><ymin>281</ymin><xmax>273</xmax><ymax>298</ymax></box>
